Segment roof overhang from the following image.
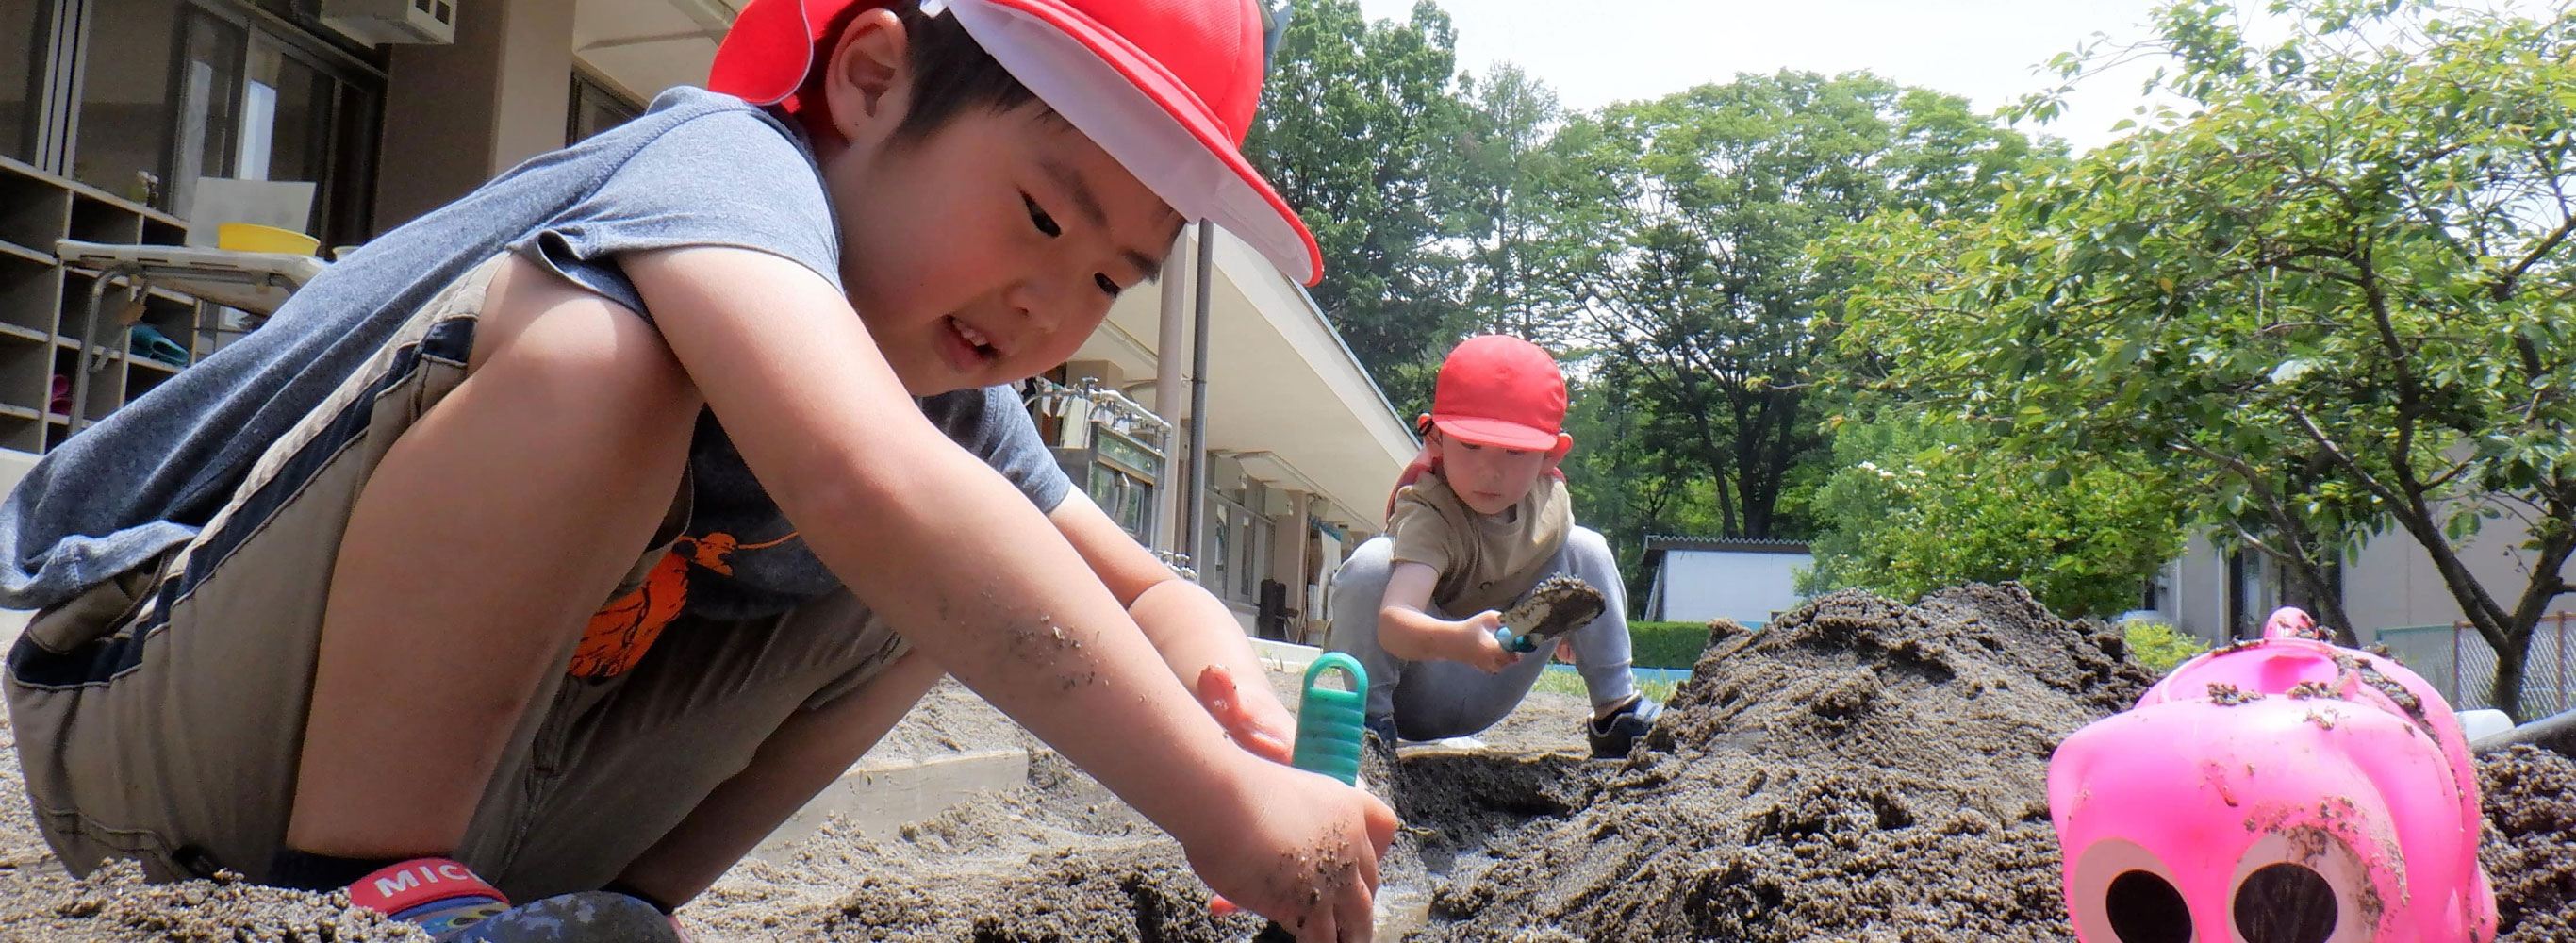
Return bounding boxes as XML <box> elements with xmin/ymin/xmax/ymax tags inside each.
<box><xmin>1643</xmin><ymin>535</ymin><xmax>1815</xmax><ymax>571</ymax></box>
<box><xmin>573</xmin><ymin>0</ymin><xmax>735</xmax><ymax>103</ymax></box>
<box><xmin>1082</xmin><ymin>229</ymin><xmax>1412</xmax><ymax>534</ymax></box>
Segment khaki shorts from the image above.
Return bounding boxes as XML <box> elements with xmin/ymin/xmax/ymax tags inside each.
<box><xmin>4</xmin><ymin>256</ymin><xmax>910</xmax><ymax>900</ymax></box>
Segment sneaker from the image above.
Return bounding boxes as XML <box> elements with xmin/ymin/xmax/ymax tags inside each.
<box><xmin>1364</xmin><ymin>713</ymin><xmax>1400</xmax><ymax>750</ymax></box>
<box><xmin>1586</xmin><ymin>696</ymin><xmax>1663</xmax><ymax>759</ymax></box>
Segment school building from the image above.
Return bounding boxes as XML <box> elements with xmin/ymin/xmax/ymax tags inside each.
<box><xmin>1637</xmin><ymin>536</ymin><xmax>1809</xmax><ymax>627</ymax></box>
<box><xmin>2142</xmin><ymin>523</ymin><xmax>2574</xmax><ymax>719</ymax></box>
<box><xmin>0</xmin><ymin>0</ymin><xmax>1412</xmax><ymax>643</ymax></box>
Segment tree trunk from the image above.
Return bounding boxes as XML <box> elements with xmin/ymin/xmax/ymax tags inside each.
<box><xmin>2488</xmin><ymin>625</ymin><xmax>2538</xmax><ymax>721</ymax></box>
<box><xmin>2278</xmin><ymin>560</ymin><xmax>2357</xmax><ymax>647</ymax></box>
<box><xmin>2386</xmin><ymin>490</ymin><xmax>2574</xmax><ymax>722</ymax></box>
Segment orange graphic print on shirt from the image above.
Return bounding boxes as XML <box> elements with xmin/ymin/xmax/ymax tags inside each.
<box><xmin>571</xmin><ymin>529</ymin><xmax>799</xmax><ymax>678</ymax></box>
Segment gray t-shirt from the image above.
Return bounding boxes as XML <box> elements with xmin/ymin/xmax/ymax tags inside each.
<box><xmin>0</xmin><ymin>87</ymin><xmax>1070</xmax><ymax>620</ymax></box>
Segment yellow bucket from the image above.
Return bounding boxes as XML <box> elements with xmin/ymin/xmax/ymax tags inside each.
<box><xmin>216</xmin><ymin>223</ymin><xmax>321</xmax><ymax>256</ymax></box>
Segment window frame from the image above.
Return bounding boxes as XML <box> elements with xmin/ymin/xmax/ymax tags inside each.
<box><xmin>567</xmin><ymin>67</ymin><xmax>643</xmax><ymax>146</ymax></box>
<box><xmin>47</xmin><ymin>0</ymin><xmax>382</xmax><ymax>241</ymax></box>
<box><xmin>1202</xmin><ymin>477</ymin><xmax>1273</xmax><ymax>606</ymax></box>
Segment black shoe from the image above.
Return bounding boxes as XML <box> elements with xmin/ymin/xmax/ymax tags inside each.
<box><xmin>1364</xmin><ymin>713</ymin><xmax>1401</xmax><ymax>749</ymax></box>
<box><xmin>1586</xmin><ymin>697</ymin><xmax>1663</xmax><ymax>759</ymax></box>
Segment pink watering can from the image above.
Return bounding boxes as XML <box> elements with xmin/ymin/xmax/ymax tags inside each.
<box><xmin>2048</xmin><ymin>607</ymin><xmax>2497</xmax><ymax>943</ymax></box>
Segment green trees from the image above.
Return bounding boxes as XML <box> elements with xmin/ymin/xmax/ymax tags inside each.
<box><xmin>1247</xmin><ymin>0</ymin><xmax>1464</xmax><ymax>412</ymax></box>
<box><xmin>1798</xmin><ymin>414</ymin><xmax>2186</xmax><ymax>619</ymax></box>
<box><xmin>1240</xmin><ymin>3</ymin><xmax>2576</xmax><ymax>717</ymax></box>
<box><xmin>1838</xmin><ymin>0</ymin><xmax>2576</xmax><ymax>712</ymax></box>
<box><xmin>1575</xmin><ymin>74</ymin><xmax>2045</xmax><ymax>540</ymax></box>
<box><xmin>1247</xmin><ymin>2</ymin><xmax>2069</xmax><ymax>595</ymax></box>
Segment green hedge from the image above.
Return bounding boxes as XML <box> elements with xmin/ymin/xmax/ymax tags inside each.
<box><xmin>1629</xmin><ymin>621</ymin><xmax>1716</xmax><ymax>670</ymax></box>
<box><xmin>2122</xmin><ymin>620</ymin><xmax>2210</xmax><ymax>675</ymax></box>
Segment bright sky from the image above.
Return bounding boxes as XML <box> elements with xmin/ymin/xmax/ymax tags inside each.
<box><xmin>1352</xmin><ymin>0</ymin><xmax>2187</xmax><ymax>154</ymax></box>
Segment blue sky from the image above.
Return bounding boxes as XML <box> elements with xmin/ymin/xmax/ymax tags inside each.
<box><xmin>1352</xmin><ymin>0</ymin><xmax>2187</xmax><ymax>153</ymax></box>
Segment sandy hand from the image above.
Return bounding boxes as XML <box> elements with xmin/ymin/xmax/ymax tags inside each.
<box><xmin>1186</xmin><ymin>761</ymin><xmax>1396</xmax><ymax>943</ymax></box>
<box><xmin>1197</xmin><ymin>664</ymin><xmax>1295</xmax><ymax>765</ymax></box>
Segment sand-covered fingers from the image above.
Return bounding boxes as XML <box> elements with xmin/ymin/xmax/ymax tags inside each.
<box><xmin>1184</xmin><ymin>762</ymin><xmax>1396</xmax><ymax>942</ymax></box>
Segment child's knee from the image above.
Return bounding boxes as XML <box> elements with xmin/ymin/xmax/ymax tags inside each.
<box><xmin>1565</xmin><ymin>527</ymin><xmax>1615</xmax><ymax>567</ymax></box>
<box><xmin>1330</xmin><ymin>538</ymin><xmax>1398</xmax><ymax>596</ymax></box>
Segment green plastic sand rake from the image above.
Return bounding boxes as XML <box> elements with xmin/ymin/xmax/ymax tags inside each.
<box><xmin>1291</xmin><ymin>652</ymin><xmax>1368</xmax><ymax>786</ymax></box>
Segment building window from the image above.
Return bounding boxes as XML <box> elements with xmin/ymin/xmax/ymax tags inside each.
<box><xmin>60</xmin><ymin>0</ymin><xmax>379</xmax><ymax>246</ymax></box>
<box><xmin>1205</xmin><ymin>500</ymin><xmax>1231</xmax><ymax>599</ymax></box>
<box><xmin>2</xmin><ymin>0</ymin><xmax>54</xmax><ymax>162</ymax></box>
<box><xmin>1203</xmin><ymin>477</ymin><xmax>1272</xmax><ymax>605</ymax></box>
<box><xmin>1086</xmin><ymin>435</ymin><xmax>1159</xmax><ymax>538</ymax></box>
<box><xmin>568</xmin><ymin>70</ymin><xmax>641</xmax><ymax>145</ymax></box>
<box><xmin>74</xmin><ymin>0</ymin><xmax>234</xmax><ymax>207</ymax></box>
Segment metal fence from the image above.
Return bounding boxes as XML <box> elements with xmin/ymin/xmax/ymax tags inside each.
<box><xmin>2377</xmin><ymin>613</ymin><xmax>2575</xmax><ymax>720</ymax></box>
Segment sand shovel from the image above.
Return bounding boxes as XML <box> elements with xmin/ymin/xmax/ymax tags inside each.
<box><xmin>1492</xmin><ymin>575</ymin><xmax>1608</xmax><ymax>653</ymax></box>
<box><xmin>1216</xmin><ymin>653</ymin><xmax>1371</xmax><ymax>942</ymax></box>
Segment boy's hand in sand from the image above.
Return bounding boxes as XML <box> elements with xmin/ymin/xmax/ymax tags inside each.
<box><xmin>1185</xmin><ymin>758</ymin><xmax>1397</xmax><ymax>943</ymax></box>
<box><xmin>1197</xmin><ymin>664</ymin><xmax>1296</xmax><ymax>765</ymax></box>
<box><xmin>1447</xmin><ymin>611</ymin><xmax>1520</xmax><ymax>673</ymax></box>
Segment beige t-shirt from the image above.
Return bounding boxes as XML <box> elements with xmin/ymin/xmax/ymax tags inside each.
<box><xmin>1386</xmin><ymin>472</ymin><xmax>1572</xmax><ymax>616</ymax></box>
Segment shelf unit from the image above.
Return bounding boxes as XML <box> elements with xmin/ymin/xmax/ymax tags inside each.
<box><xmin>0</xmin><ymin>156</ymin><xmax>210</xmax><ymax>455</ymax></box>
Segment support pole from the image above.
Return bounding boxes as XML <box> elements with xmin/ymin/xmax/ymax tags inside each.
<box><xmin>1152</xmin><ymin>231</ymin><xmax>1187</xmax><ymax>554</ymax></box>
<box><xmin>1183</xmin><ymin>221</ymin><xmax>1214</xmax><ymax>583</ymax></box>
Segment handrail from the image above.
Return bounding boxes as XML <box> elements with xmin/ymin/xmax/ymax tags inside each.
<box><xmin>1024</xmin><ymin>375</ymin><xmax>1173</xmax><ymax>448</ymax></box>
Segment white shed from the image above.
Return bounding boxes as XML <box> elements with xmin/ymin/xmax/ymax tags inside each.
<box><xmin>1642</xmin><ymin>536</ymin><xmax>1813</xmax><ymax>626</ymax></box>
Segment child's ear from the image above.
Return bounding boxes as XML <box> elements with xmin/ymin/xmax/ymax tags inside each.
<box><xmin>820</xmin><ymin>8</ymin><xmax>910</xmax><ymax>146</ymax></box>
<box><xmin>1544</xmin><ymin>433</ymin><xmax>1574</xmax><ymax>468</ymax></box>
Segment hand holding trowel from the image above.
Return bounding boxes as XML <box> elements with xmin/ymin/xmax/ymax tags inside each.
<box><xmin>1491</xmin><ymin>574</ymin><xmax>1607</xmax><ymax>653</ymax></box>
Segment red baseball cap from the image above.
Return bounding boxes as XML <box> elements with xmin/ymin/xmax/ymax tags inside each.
<box><xmin>1428</xmin><ymin>335</ymin><xmax>1567</xmax><ymax>453</ymax></box>
<box><xmin>707</xmin><ymin>0</ymin><xmax>1324</xmax><ymax>285</ymax></box>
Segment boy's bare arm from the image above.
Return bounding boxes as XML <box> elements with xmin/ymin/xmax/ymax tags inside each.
<box><xmin>1049</xmin><ymin>489</ymin><xmax>1295</xmax><ymax>761</ymax></box>
<box><xmin>1379</xmin><ymin>562</ymin><xmax>1517</xmax><ymax>673</ymax></box>
<box><xmin>625</xmin><ymin>246</ymin><xmax>1390</xmax><ymax>939</ymax></box>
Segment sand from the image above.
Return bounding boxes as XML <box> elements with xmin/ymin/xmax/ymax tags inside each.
<box><xmin>1405</xmin><ymin>584</ymin><xmax>2148</xmax><ymax>943</ymax></box>
<box><xmin>0</xmin><ymin>586</ymin><xmax>2567</xmax><ymax>942</ymax></box>
<box><xmin>2480</xmin><ymin>745</ymin><xmax>2576</xmax><ymax>943</ymax></box>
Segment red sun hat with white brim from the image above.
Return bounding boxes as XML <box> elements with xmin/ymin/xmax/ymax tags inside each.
<box><xmin>706</xmin><ymin>0</ymin><xmax>1324</xmax><ymax>285</ymax></box>
<box><xmin>1428</xmin><ymin>335</ymin><xmax>1567</xmax><ymax>453</ymax></box>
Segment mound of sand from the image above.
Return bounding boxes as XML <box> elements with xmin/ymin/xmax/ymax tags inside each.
<box><xmin>2480</xmin><ymin>745</ymin><xmax>2576</xmax><ymax>943</ymax></box>
<box><xmin>1410</xmin><ymin>584</ymin><xmax>2151</xmax><ymax>943</ymax></box>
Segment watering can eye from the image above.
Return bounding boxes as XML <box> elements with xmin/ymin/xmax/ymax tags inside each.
<box><xmin>2230</xmin><ymin>863</ymin><xmax>2338</xmax><ymax>943</ymax></box>
<box><xmin>2070</xmin><ymin>838</ymin><xmax>2196</xmax><ymax>943</ymax></box>
<box><xmin>2226</xmin><ymin>830</ymin><xmax>2368</xmax><ymax>943</ymax></box>
<box><xmin>2105</xmin><ymin>869</ymin><xmax>2194</xmax><ymax>943</ymax></box>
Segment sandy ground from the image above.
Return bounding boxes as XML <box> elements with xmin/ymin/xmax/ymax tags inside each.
<box><xmin>0</xmin><ymin>598</ymin><xmax>2565</xmax><ymax>942</ymax></box>
<box><xmin>0</xmin><ymin>658</ymin><xmax>1597</xmax><ymax>942</ymax></box>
